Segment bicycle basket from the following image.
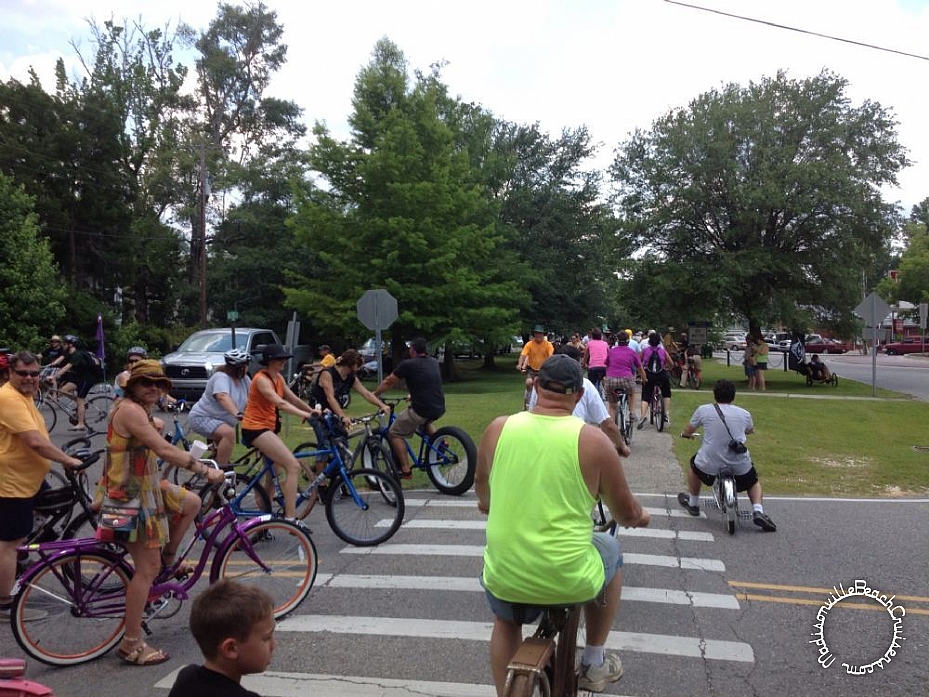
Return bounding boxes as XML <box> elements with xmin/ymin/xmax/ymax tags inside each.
<box><xmin>33</xmin><ymin>486</ymin><xmax>74</xmax><ymax>515</ymax></box>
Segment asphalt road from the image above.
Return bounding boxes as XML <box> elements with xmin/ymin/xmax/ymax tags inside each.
<box><xmin>4</xmin><ymin>376</ymin><xmax>927</xmax><ymax>696</ymax></box>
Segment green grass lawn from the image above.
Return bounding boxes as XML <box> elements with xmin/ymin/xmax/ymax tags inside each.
<box><xmin>276</xmin><ymin>356</ymin><xmax>929</xmax><ymax>498</ymax></box>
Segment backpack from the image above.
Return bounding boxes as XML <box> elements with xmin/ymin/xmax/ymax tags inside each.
<box><xmin>645</xmin><ymin>346</ymin><xmax>665</xmax><ymax>375</ymax></box>
<box><xmin>82</xmin><ymin>350</ymin><xmax>104</xmax><ymax>382</ymax></box>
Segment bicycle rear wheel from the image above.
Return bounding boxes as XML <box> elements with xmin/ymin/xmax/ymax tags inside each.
<box><xmin>84</xmin><ymin>395</ymin><xmax>113</xmax><ymax>434</ymax></box>
<box><xmin>11</xmin><ymin>550</ymin><xmax>131</xmax><ymax>666</ymax></box>
<box><xmin>213</xmin><ymin>518</ymin><xmax>317</xmax><ymax>619</ymax></box>
<box><xmin>325</xmin><ymin>468</ymin><xmax>404</xmax><ymax>546</ymax></box>
<box><xmin>355</xmin><ymin>438</ymin><xmax>399</xmax><ymax>505</ymax></box>
<box><xmin>425</xmin><ymin>426</ymin><xmax>476</xmax><ymax>496</ymax></box>
<box><xmin>34</xmin><ymin>395</ymin><xmax>57</xmax><ymax>433</ymax></box>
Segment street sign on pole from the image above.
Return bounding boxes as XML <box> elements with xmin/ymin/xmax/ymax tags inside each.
<box><xmin>853</xmin><ymin>292</ymin><xmax>891</xmax><ymax>397</ymax></box>
<box><xmin>356</xmin><ymin>290</ymin><xmax>398</xmax><ymax>383</ymax></box>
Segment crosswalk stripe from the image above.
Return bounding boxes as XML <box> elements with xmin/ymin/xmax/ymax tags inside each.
<box><xmin>275</xmin><ymin>615</ymin><xmax>754</xmax><ymax>663</ymax></box>
<box><xmin>405</xmin><ymin>499</ymin><xmax>706</xmax><ymax>519</ymax></box>
<box><xmin>313</xmin><ymin>573</ymin><xmax>739</xmax><ymax>609</ymax></box>
<box><xmin>388</xmin><ymin>519</ymin><xmax>715</xmax><ymax>541</ymax></box>
<box><xmin>341</xmin><ymin>544</ymin><xmax>726</xmax><ymax>572</ymax></box>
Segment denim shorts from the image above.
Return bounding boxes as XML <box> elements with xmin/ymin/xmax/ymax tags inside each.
<box><xmin>483</xmin><ymin>532</ymin><xmax>623</xmax><ymax>624</ymax></box>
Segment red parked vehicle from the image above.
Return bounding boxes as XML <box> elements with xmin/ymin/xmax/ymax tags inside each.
<box><xmin>804</xmin><ymin>335</ymin><xmax>851</xmax><ymax>354</ymax></box>
<box><xmin>883</xmin><ymin>337</ymin><xmax>929</xmax><ymax>355</ymax></box>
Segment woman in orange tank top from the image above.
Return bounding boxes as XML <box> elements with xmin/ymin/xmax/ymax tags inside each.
<box><xmin>241</xmin><ymin>344</ymin><xmax>320</xmax><ymax>519</ymax></box>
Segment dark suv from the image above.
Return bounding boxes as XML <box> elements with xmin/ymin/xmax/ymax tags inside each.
<box><xmin>161</xmin><ymin>328</ymin><xmax>281</xmax><ymax>400</ymax></box>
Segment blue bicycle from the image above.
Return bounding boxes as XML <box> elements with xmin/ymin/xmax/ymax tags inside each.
<box><xmin>366</xmin><ymin>398</ymin><xmax>477</xmax><ymax>495</ymax></box>
<box><xmin>195</xmin><ymin>413</ymin><xmax>404</xmax><ymax>546</ymax></box>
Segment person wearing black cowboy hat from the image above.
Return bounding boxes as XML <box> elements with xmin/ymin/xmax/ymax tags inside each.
<box><xmin>240</xmin><ymin>344</ymin><xmax>322</xmax><ymax>520</ymax></box>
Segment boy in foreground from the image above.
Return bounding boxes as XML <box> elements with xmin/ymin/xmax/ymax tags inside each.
<box><xmin>168</xmin><ymin>580</ymin><xmax>275</xmax><ymax>697</ymax></box>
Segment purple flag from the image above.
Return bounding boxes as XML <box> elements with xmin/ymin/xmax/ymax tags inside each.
<box><xmin>95</xmin><ymin>313</ymin><xmax>105</xmax><ymax>361</ymax></box>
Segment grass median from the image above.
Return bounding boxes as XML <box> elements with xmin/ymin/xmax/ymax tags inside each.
<box><xmin>278</xmin><ymin>356</ymin><xmax>929</xmax><ymax>498</ymax></box>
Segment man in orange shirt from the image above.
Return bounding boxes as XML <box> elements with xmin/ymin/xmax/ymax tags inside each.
<box><xmin>516</xmin><ymin>326</ymin><xmax>554</xmax><ymax>409</ymax></box>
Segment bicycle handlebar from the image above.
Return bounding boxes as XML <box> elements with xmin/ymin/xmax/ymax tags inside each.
<box><xmin>165</xmin><ymin>399</ymin><xmax>188</xmax><ymax>413</ymax></box>
<box><xmin>62</xmin><ymin>447</ymin><xmax>104</xmax><ymax>472</ymax></box>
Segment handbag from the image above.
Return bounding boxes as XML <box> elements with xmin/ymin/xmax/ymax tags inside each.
<box><xmin>95</xmin><ymin>497</ymin><xmax>142</xmax><ymax>543</ymax></box>
<box><xmin>713</xmin><ymin>404</ymin><xmax>748</xmax><ymax>454</ymax></box>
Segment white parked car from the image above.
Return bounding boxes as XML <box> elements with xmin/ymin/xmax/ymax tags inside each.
<box><xmin>722</xmin><ymin>334</ymin><xmax>747</xmax><ymax>351</ymax></box>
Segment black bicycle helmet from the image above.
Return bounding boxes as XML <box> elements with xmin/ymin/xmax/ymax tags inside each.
<box><xmin>224</xmin><ymin>348</ymin><xmax>251</xmax><ymax>366</ymax></box>
<box><xmin>63</xmin><ymin>334</ymin><xmax>80</xmax><ymax>347</ymax></box>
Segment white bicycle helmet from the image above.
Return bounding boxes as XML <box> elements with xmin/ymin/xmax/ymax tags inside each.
<box><xmin>127</xmin><ymin>346</ymin><xmax>147</xmax><ymax>358</ymax></box>
<box><xmin>224</xmin><ymin>348</ymin><xmax>251</xmax><ymax>366</ymax></box>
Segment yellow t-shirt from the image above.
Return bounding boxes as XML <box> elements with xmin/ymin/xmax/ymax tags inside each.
<box><xmin>520</xmin><ymin>339</ymin><xmax>555</xmax><ymax>371</ymax></box>
<box><xmin>0</xmin><ymin>382</ymin><xmax>51</xmax><ymax>497</ymax></box>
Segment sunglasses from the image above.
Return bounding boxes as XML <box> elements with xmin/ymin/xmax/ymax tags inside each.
<box><xmin>13</xmin><ymin>369</ymin><xmax>41</xmax><ymax>378</ymax></box>
<box><xmin>127</xmin><ymin>358</ymin><xmax>142</xmax><ymax>365</ymax></box>
<box><xmin>135</xmin><ymin>377</ymin><xmax>162</xmax><ymax>388</ymax></box>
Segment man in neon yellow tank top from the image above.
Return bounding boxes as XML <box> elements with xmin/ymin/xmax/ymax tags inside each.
<box><xmin>476</xmin><ymin>354</ymin><xmax>650</xmax><ymax>694</ymax></box>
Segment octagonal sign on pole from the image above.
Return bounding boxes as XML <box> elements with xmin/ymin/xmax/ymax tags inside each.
<box><xmin>357</xmin><ymin>289</ymin><xmax>398</xmax><ymax>383</ymax></box>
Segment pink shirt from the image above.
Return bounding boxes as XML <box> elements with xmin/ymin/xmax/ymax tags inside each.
<box><xmin>605</xmin><ymin>345</ymin><xmax>641</xmax><ymax>378</ymax></box>
<box><xmin>586</xmin><ymin>339</ymin><xmax>608</xmax><ymax>368</ymax></box>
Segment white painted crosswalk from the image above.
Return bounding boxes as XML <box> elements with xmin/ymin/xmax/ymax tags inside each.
<box><xmin>154</xmin><ymin>492</ymin><xmax>753</xmax><ymax>695</ymax></box>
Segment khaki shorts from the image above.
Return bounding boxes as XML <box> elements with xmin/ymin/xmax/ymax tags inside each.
<box><xmin>389</xmin><ymin>406</ymin><xmax>434</xmax><ymax>438</ymax></box>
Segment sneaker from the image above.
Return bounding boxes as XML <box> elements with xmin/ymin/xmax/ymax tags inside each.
<box><xmin>677</xmin><ymin>492</ymin><xmax>700</xmax><ymax>516</ymax></box>
<box><xmin>753</xmin><ymin>511</ymin><xmax>777</xmax><ymax>532</ymax></box>
<box><xmin>578</xmin><ymin>651</ymin><xmax>624</xmax><ymax>692</ymax></box>
<box><xmin>663</xmin><ymin>415</ymin><xmax>670</xmax><ymax>425</ymax></box>
<box><xmin>637</xmin><ymin>416</ymin><xmax>647</xmax><ymax>430</ymax></box>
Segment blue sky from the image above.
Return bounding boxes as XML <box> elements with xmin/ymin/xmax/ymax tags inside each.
<box><xmin>3</xmin><ymin>0</ymin><xmax>929</xmax><ymax>210</ymax></box>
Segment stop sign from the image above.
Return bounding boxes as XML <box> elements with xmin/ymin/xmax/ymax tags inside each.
<box><xmin>356</xmin><ymin>289</ymin><xmax>398</xmax><ymax>331</ymax></box>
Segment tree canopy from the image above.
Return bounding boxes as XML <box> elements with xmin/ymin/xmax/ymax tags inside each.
<box><xmin>611</xmin><ymin>70</ymin><xmax>908</xmax><ymax>337</ymax></box>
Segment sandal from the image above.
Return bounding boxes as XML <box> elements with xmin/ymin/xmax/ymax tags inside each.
<box><xmin>118</xmin><ymin>637</ymin><xmax>170</xmax><ymax>666</ymax></box>
<box><xmin>160</xmin><ymin>551</ymin><xmax>195</xmax><ymax>579</ymax></box>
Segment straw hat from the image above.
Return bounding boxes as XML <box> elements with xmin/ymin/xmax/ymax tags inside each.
<box><xmin>126</xmin><ymin>359</ymin><xmax>172</xmax><ymax>391</ymax></box>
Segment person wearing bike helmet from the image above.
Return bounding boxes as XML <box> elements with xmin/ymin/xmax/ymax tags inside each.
<box><xmin>48</xmin><ymin>335</ymin><xmax>95</xmax><ymax>431</ymax></box>
<box><xmin>114</xmin><ymin>346</ymin><xmax>149</xmax><ymax>399</ymax></box>
<box><xmin>188</xmin><ymin>348</ymin><xmax>253</xmax><ymax>465</ymax></box>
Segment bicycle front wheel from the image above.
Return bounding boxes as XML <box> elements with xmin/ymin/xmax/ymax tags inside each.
<box><xmin>325</xmin><ymin>468</ymin><xmax>404</xmax><ymax>546</ymax></box>
<box><xmin>213</xmin><ymin>518</ymin><xmax>317</xmax><ymax>619</ymax></box>
<box><xmin>84</xmin><ymin>395</ymin><xmax>113</xmax><ymax>434</ymax></box>
<box><xmin>34</xmin><ymin>395</ymin><xmax>57</xmax><ymax>433</ymax></box>
<box><xmin>355</xmin><ymin>438</ymin><xmax>399</xmax><ymax>505</ymax></box>
<box><xmin>12</xmin><ymin>550</ymin><xmax>131</xmax><ymax>666</ymax></box>
<box><xmin>425</xmin><ymin>426</ymin><xmax>476</xmax><ymax>496</ymax></box>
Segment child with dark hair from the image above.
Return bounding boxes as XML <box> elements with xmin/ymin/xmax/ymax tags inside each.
<box><xmin>168</xmin><ymin>580</ymin><xmax>276</xmax><ymax>697</ymax></box>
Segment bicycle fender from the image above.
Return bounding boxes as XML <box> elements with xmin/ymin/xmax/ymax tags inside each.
<box><xmin>12</xmin><ymin>547</ymin><xmax>132</xmax><ymax>597</ymax></box>
<box><xmin>208</xmin><ymin>514</ymin><xmax>279</xmax><ymax>583</ymax></box>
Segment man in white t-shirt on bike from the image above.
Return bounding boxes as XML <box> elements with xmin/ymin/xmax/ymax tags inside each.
<box><xmin>527</xmin><ymin>345</ymin><xmax>630</xmax><ymax>457</ymax></box>
<box><xmin>677</xmin><ymin>379</ymin><xmax>776</xmax><ymax>532</ymax></box>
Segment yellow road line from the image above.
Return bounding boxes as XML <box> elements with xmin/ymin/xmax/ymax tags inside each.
<box><xmin>729</xmin><ymin>581</ymin><xmax>929</xmax><ymax>604</ymax></box>
<box><xmin>734</xmin><ymin>593</ymin><xmax>929</xmax><ymax>616</ymax></box>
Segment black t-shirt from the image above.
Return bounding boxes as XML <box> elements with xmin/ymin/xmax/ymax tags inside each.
<box><xmin>393</xmin><ymin>355</ymin><xmax>445</xmax><ymax>420</ymax></box>
<box><xmin>168</xmin><ymin>664</ymin><xmax>261</xmax><ymax>697</ymax></box>
<box><xmin>310</xmin><ymin>366</ymin><xmax>355</xmax><ymax>410</ymax></box>
<box><xmin>64</xmin><ymin>349</ymin><xmax>94</xmax><ymax>383</ymax></box>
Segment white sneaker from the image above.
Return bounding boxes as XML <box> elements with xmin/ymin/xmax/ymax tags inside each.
<box><xmin>578</xmin><ymin>652</ymin><xmax>624</xmax><ymax>692</ymax></box>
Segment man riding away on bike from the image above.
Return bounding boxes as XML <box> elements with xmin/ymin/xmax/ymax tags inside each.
<box><xmin>47</xmin><ymin>335</ymin><xmax>96</xmax><ymax>431</ymax></box>
<box><xmin>373</xmin><ymin>337</ymin><xmax>445</xmax><ymax>479</ymax></box>
<box><xmin>477</xmin><ymin>354</ymin><xmax>650</xmax><ymax>694</ymax></box>
<box><xmin>678</xmin><ymin>379</ymin><xmax>776</xmax><ymax>531</ymax></box>
<box><xmin>0</xmin><ymin>351</ymin><xmax>82</xmax><ymax>621</ymax></box>
<box><xmin>516</xmin><ymin>326</ymin><xmax>554</xmax><ymax>409</ymax></box>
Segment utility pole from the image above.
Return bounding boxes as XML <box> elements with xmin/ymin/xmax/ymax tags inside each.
<box><xmin>198</xmin><ymin>145</ymin><xmax>210</xmax><ymax>328</ymax></box>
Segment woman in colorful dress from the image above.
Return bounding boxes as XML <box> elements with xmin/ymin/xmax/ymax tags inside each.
<box><xmin>98</xmin><ymin>360</ymin><xmax>224</xmax><ymax>666</ymax></box>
